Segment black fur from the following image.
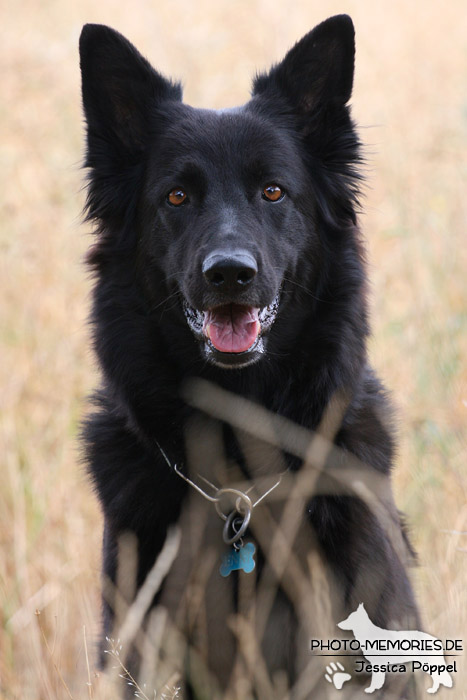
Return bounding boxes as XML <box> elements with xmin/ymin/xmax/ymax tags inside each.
<box><xmin>80</xmin><ymin>16</ymin><xmax>418</xmax><ymax>697</ymax></box>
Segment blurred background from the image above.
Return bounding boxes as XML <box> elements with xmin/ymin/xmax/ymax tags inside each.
<box><xmin>1</xmin><ymin>0</ymin><xmax>466</xmax><ymax>697</ymax></box>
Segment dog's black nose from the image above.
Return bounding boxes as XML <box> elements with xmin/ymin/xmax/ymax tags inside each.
<box><xmin>202</xmin><ymin>250</ymin><xmax>258</xmax><ymax>292</ymax></box>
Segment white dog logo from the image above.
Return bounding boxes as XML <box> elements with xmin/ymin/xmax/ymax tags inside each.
<box><xmin>337</xmin><ymin>604</ymin><xmax>453</xmax><ymax>694</ymax></box>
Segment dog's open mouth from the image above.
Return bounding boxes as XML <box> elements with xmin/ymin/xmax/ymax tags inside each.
<box><xmin>184</xmin><ymin>294</ymin><xmax>280</xmax><ymax>368</ymax></box>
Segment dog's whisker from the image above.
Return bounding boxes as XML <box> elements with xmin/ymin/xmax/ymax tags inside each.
<box><xmin>149</xmin><ymin>291</ymin><xmax>181</xmax><ymax>314</ymax></box>
<box><xmin>278</xmin><ymin>274</ymin><xmax>340</xmax><ymax>305</ymax></box>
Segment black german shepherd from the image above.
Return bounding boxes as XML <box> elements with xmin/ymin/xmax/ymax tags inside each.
<box><xmin>79</xmin><ymin>15</ymin><xmax>419</xmax><ymax>698</ymax></box>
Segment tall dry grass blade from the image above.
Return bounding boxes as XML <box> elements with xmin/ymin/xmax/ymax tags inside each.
<box><xmin>228</xmin><ymin>614</ymin><xmax>275</xmax><ymax>699</ymax></box>
<box><xmin>183</xmin><ymin>378</ymin><xmax>390</xmax><ymax>499</ymax></box>
<box><xmin>35</xmin><ymin>609</ymin><xmax>74</xmax><ymax>700</ymax></box>
<box><xmin>117</xmin><ymin>527</ymin><xmax>181</xmax><ymax>659</ymax></box>
<box><xmin>138</xmin><ymin>606</ymin><xmax>168</xmax><ymax>694</ymax></box>
<box><xmin>115</xmin><ymin>530</ymin><xmax>138</xmax><ymax>630</ymax></box>
<box><xmin>83</xmin><ymin>625</ymin><xmax>93</xmax><ymax>699</ymax></box>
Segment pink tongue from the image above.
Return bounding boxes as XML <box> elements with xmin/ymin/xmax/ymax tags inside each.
<box><xmin>203</xmin><ymin>304</ymin><xmax>260</xmax><ymax>353</ymax></box>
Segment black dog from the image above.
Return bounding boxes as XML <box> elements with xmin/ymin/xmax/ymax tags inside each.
<box><xmin>80</xmin><ymin>15</ymin><xmax>419</xmax><ymax>698</ymax></box>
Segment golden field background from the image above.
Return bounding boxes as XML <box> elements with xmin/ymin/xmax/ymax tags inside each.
<box><xmin>1</xmin><ymin>0</ymin><xmax>466</xmax><ymax>697</ymax></box>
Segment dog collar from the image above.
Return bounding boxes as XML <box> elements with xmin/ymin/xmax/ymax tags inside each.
<box><xmin>155</xmin><ymin>439</ymin><xmax>283</xmax><ymax>576</ymax></box>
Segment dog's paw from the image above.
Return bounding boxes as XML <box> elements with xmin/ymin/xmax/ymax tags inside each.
<box><xmin>324</xmin><ymin>662</ymin><xmax>351</xmax><ymax>690</ymax></box>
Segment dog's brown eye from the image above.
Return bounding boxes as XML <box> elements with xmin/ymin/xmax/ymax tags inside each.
<box><xmin>167</xmin><ymin>188</ymin><xmax>187</xmax><ymax>206</ymax></box>
<box><xmin>262</xmin><ymin>184</ymin><xmax>284</xmax><ymax>202</ymax></box>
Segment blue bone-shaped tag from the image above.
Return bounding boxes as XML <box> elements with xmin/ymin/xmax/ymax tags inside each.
<box><xmin>219</xmin><ymin>542</ymin><xmax>256</xmax><ymax>577</ymax></box>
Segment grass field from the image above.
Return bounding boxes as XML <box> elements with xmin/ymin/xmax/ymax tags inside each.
<box><xmin>1</xmin><ymin>0</ymin><xmax>466</xmax><ymax>697</ymax></box>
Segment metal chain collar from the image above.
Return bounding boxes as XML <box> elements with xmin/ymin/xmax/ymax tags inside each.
<box><xmin>155</xmin><ymin>440</ymin><xmax>282</xmax><ymax>549</ymax></box>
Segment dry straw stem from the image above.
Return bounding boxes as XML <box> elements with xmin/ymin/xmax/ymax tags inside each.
<box><xmin>107</xmin><ymin>636</ymin><xmax>159</xmax><ymax>700</ymax></box>
<box><xmin>227</xmin><ymin>615</ymin><xmax>276</xmax><ymax>698</ymax></box>
<box><xmin>35</xmin><ymin>610</ymin><xmax>74</xmax><ymax>700</ymax></box>
<box><xmin>83</xmin><ymin>625</ymin><xmax>93</xmax><ymax>699</ymax></box>
<box><xmin>117</xmin><ymin>526</ymin><xmax>181</xmax><ymax>655</ymax></box>
<box><xmin>184</xmin><ymin>378</ymin><xmax>391</xmax><ymax>499</ymax></box>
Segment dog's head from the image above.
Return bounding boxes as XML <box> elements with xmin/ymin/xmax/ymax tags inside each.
<box><xmin>80</xmin><ymin>17</ymin><xmax>360</xmax><ymax>370</ymax></box>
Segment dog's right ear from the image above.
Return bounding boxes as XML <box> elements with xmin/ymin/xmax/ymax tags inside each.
<box><xmin>79</xmin><ymin>24</ymin><xmax>181</xmax><ymax>158</ymax></box>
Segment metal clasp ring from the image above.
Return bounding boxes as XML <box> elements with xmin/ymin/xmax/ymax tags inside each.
<box><xmin>214</xmin><ymin>488</ymin><xmax>252</xmax><ymax>521</ymax></box>
<box><xmin>223</xmin><ymin>508</ymin><xmax>251</xmax><ymax>545</ymax></box>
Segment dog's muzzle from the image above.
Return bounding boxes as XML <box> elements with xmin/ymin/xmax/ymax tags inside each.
<box><xmin>183</xmin><ymin>293</ymin><xmax>280</xmax><ymax>369</ymax></box>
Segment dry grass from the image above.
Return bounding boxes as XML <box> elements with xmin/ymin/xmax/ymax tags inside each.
<box><xmin>1</xmin><ymin>0</ymin><xmax>466</xmax><ymax>697</ymax></box>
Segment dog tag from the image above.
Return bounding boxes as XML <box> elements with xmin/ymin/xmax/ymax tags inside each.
<box><xmin>219</xmin><ymin>542</ymin><xmax>256</xmax><ymax>577</ymax></box>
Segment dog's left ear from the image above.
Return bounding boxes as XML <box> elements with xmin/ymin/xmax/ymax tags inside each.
<box><xmin>253</xmin><ymin>15</ymin><xmax>354</xmax><ymax>119</ymax></box>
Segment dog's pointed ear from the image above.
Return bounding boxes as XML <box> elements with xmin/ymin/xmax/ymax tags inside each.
<box><xmin>79</xmin><ymin>24</ymin><xmax>182</xmax><ymax>156</ymax></box>
<box><xmin>252</xmin><ymin>15</ymin><xmax>354</xmax><ymax>120</ymax></box>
